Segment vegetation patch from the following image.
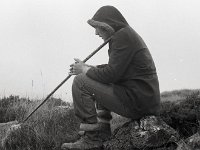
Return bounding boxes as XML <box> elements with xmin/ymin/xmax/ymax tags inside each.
<box><xmin>0</xmin><ymin>89</ymin><xmax>200</xmax><ymax>149</ymax></box>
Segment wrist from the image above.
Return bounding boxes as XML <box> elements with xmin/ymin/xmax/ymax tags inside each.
<box><xmin>83</xmin><ymin>66</ymin><xmax>90</xmax><ymax>74</ymax></box>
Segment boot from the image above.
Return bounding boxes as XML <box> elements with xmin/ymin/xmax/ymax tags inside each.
<box><xmin>96</xmin><ymin>109</ymin><xmax>112</xmax><ymax>141</ymax></box>
<box><xmin>61</xmin><ymin>131</ymin><xmax>103</xmax><ymax>150</ymax></box>
<box><xmin>79</xmin><ymin>122</ymin><xmax>111</xmax><ymax>141</ymax></box>
<box><xmin>95</xmin><ymin>102</ymin><xmax>112</xmax><ymax>122</ymax></box>
<box><xmin>61</xmin><ymin>122</ymin><xmax>112</xmax><ymax>150</ymax></box>
<box><xmin>96</xmin><ymin>122</ymin><xmax>111</xmax><ymax>141</ymax></box>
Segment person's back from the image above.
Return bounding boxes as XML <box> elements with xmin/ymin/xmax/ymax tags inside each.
<box><xmin>111</xmin><ymin>26</ymin><xmax>160</xmax><ymax>118</ymax></box>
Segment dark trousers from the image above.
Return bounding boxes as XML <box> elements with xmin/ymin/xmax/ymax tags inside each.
<box><xmin>72</xmin><ymin>73</ymin><xmax>133</xmax><ymax>124</ymax></box>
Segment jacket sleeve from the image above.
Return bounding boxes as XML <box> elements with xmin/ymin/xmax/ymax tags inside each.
<box><xmin>96</xmin><ymin>64</ymin><xmax>108</xmax><ymax>68</ymax></box>
<box><xmin>86</xmin><ymin>31</ymin><xmax>135</xmax><ymax>84</ymax></box>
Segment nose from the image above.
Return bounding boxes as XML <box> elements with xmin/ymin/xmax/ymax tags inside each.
<box><xmin>95</xmin><ymin>29</ymin><xmax>99</xmax><ymax>35</ymax></box>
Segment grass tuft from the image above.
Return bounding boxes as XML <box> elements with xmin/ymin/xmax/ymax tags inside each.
<box><xmin>0</xmin><ymin>89</ymin><xmax>200</xmax><ymax>149</ymax></box>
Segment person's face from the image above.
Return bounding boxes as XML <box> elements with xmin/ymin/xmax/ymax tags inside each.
<box><xmin>95</xmin><ymin>27</ymin><xmax>110</xmax><ymax>41</ymax></box>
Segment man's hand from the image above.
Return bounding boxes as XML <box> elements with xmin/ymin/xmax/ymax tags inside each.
<box><xmin>69</xmin><ymin>58</ymin><xmax>91</xmax><ymax>75</ymax></box>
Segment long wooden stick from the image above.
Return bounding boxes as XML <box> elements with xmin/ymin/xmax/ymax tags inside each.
<box><xmin>22</xmin><ymin>37</ymin><xmax>112</xmax><ymax>123</ymax></box>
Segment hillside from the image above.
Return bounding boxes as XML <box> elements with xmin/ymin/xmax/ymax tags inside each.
<box><xmin>0</xmin><ymin>89</ymin><xmax>200</xmax><ymax>150</ymax></box>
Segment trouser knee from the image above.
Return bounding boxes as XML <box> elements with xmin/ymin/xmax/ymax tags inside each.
<box><xmin>72</xmin><ymin>74</ymin><xmax>86</xmax><ymax>99</ymax></box>
<box><xmin>72</xmin><ymin>73</ymin><xmax>86</xmax><ymax>86</ymax></box>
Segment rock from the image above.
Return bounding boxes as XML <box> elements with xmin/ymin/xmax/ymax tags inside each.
<box><xmin>176</xmin><ymin>141</ymin><xmax>192</xmax><ymax>150</ymax></box>
<box><xmin>1</xmin><ymin>123</ymin><xmax>38</xmax><ymax>150</ymax></box>
<box><xmin>104</xmin><ymin>116</ymin><xmax>180</xmax><ymax>150</ymax></box>
<box><xmin>55</xmin><ymin>106</ymin><xmax>71</xmax><ymax>110</ymax></box>
<box><xmin>0</xmin><ymin>121</ymin><xmax>18</xmax><ymax>143</ymax></box>
<box><xmin>180</xmin><ymin>132</ymin><xmax>200</xmax><ymax>150</ymax></box>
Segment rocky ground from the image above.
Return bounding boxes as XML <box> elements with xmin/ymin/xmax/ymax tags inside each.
<box><xmin>103</xmin><ymin>92</ymin><xmax>200</xmax><ymax>150</ymax></box>
<box><xmin>0</xmin><ymin>91</ymin><xmax>200</xmax><ymax>150</ymax></box>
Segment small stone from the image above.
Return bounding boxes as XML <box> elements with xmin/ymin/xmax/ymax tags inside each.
<box><xmin>185</xmin><ymin>133</ymin><xmax>200</xmax><ymax>149</ymax></box>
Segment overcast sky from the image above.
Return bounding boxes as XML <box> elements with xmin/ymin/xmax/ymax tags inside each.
<box><xmin>0</xmin><ymin>0</ymin><xmax>200</xmax><ymax>101</ymax></box>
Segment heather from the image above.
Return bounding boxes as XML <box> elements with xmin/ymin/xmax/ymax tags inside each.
<box><xmin>0</xmin><ymin>89</ymin><xmax>200</xmax><ymax>149</ymax></box>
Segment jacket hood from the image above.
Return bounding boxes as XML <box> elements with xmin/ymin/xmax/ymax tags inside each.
<box><xmin>88</xmin><ymin>6</ymin><xmax>129</xmax><ymax>33</ymax></box>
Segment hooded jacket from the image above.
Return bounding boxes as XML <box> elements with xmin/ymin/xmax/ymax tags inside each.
<box><xmin>87</xmin><ymin>6</ymin><xmax>160</xmax><ymax>119</ymax></box>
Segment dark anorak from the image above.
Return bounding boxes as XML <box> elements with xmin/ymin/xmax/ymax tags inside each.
<box><xmin>86</xmin><ymin>6</ymin><xmax>160</xmax><ymax>119</ymax></box>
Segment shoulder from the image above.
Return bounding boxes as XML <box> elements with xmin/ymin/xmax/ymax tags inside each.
<box><xmin>112</xmin><ymin>27</ymin><xmax>131</xmax><ymax>40</ymax></box>
<box><xmin>111</xmin><ymin>26</ymin><xmax>141</xmax><ymax>43</ymax></box>
<box><xmin>111</xmin><ymin>26</ymin><xmax>147</xmax><ymax>50</ymax></box>
<box><xmin>110</xmin><ymin>27</ymin><xmax>131</xmax><ymax>48</ymax></box>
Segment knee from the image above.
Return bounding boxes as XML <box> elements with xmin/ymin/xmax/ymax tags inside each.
<box><xmin>73</xmin><ymin>73</ymin><xmax>85</xmax><ymax>84</ymax></box>
<box><xmin>72</xmin><ymin>73</ymin><xmax>88</xmax><ymax>89</ymax></box>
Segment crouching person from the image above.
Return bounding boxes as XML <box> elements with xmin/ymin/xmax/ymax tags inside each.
<box><xmin>61</xmin><ymin>5</ymin><xmax>160</xmax><ymax>150</ymax></box>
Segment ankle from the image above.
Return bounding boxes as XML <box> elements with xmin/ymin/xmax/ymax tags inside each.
<box><xmin>97</xmin><ymin>117</ymin><xmax>110</xmax><ymax>124</ymax></box>
<box><xmin>80</xmin><ymin>123</ymin><xmax>99</xmax><ymax>131</ymax></box>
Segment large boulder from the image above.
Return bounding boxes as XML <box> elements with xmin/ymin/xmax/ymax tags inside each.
<box><xmin>104</xmin><ymin>116</ymin><xmax>179</xmax><ymax>150</ymax></box>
